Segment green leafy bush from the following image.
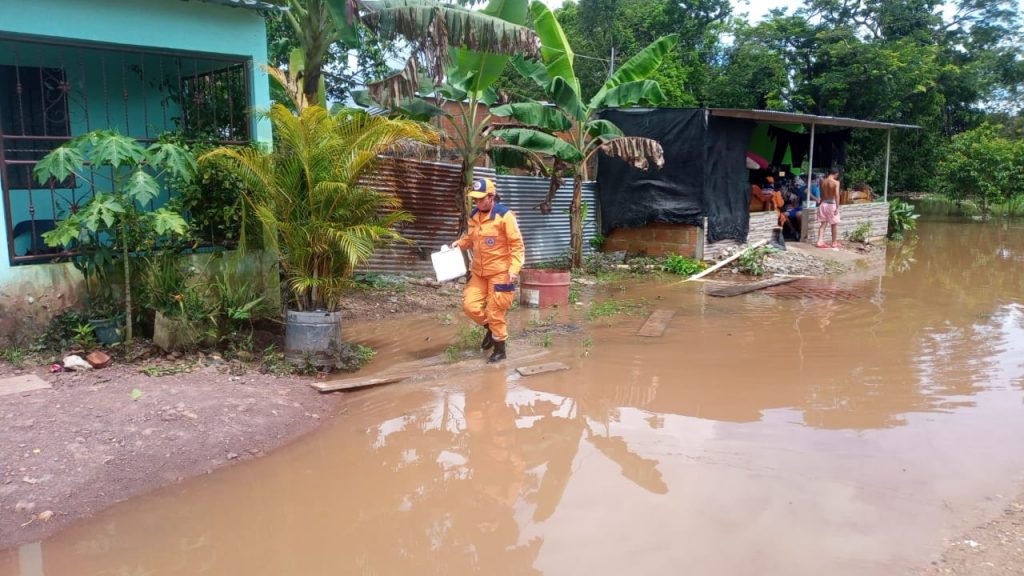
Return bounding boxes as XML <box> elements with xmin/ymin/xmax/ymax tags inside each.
<box><xmin>736</xmin><ymin>246</ymin><xmax>777</xmax><ymax>276</ymax></box>
<box><xmin>846</xmin><ymin>222</ymin><xmax>873</xmax><ymax>244</ymax></box>
<box><xmin>662</xmin><ymin>254</ymin><xmax>706</xmax><ymax>276</ymax></box>
<box><xmin>887</xmin><ymin>198</ymin><xmax>919</xmax><ymax>240</ymax></box>
<box><xmin>935</xmin><ymin>123</ymin><xmax>1024</xmax><ymax>216</ymax></box>
<box><xmin>167</xmin><ymin>140</ymin><xmax>253</xmax><ymax>247</ymax></box>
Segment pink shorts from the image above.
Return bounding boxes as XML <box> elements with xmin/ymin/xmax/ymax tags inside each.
<box><xmin>817</xmin><ymin>202</ymin><xmax>841</xmax><ymax>225</ymax></box>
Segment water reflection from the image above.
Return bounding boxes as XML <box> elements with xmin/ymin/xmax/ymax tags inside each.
<box><xmin>3</xmin><ymin>218</ymin><xmax>1024</xmax><ymax>575</ymax></box>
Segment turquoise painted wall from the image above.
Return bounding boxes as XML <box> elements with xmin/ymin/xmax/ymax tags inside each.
<box><xmin>0</xmin><ymin>0</ymin><xmax>272</xmax><ymax>141</ymax></box>
<box><xmin>0</xmin><ymin>0</ymin><xmax>274</xmax><ymax>339</ymax></box>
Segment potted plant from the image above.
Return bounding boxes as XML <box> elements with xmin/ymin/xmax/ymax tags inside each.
<box><xmin>143</xmin><ymin>255</ymin><xmax>218</xmax><ymax>351</ymax></box>
<box><xmin>37</xmin><ymin>130</ymin><xmax>195</xmax><ymax>343</ymax></box>
<box><xmin>202</xmin><ymin>104</ymin><xmax>436</xmax><ymax>366</ymax></box>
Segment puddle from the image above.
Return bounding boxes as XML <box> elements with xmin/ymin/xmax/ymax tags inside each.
<box><xmin>3</xmin><ymin>220</ymin><xmax>1024</xmax><ymax>575</ymax></box>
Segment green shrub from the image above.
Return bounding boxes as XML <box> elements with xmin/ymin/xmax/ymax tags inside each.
<box><xmin>846</xmin><ymin>222</ymin><xmax>873</xmax><ymax>244</ymax></box>
<box><xmin>662</xmin><ymin>254</ymin><xmax>706</xmax><ymax>276</ymax></box>
<box><xmin>736</xmin><ymin>246</ymin><xmax>777</xmax><ymax>276</ymax></box>
<box><xmin>887</xmin><ymin>198</ymin><xmax>919</xmax><ymax>240</ymax></box>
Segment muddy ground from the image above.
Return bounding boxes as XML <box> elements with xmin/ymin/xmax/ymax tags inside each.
<box><xmin>2</xmin><ymin>245</ymin><xmax>1022</xmax><ymax>574</ymax></box>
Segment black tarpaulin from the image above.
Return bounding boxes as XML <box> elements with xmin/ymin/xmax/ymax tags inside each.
<box><xmin>597</xmin><ymin>108</ymin><xmax>755</xmax><ymax>243</ymax></box>
<box><xmin>596</xmin><ymin>108</ymin><xmax>706</xmax><ymax>233</ymax></box>
<box><xmin>704</xmin><ymin>115</ymin><xmax>755</xmax><ymax>242</ymax></box>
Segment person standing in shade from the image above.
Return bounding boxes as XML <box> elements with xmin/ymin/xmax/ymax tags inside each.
<box><xmin>451</xmin><ymin>177</ymin><xmax>525</xmax><ymax>363</ymax></box>
<box><xmin>816</xmin><ymin>168</ymin><xmax>842</xmax><ymax>248</ymax></box>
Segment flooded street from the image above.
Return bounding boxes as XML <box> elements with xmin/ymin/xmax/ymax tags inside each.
<box><xmin>3</xmin><ymin>218</ymin><xmax>1024</xmax><ymax>575</ymax></box>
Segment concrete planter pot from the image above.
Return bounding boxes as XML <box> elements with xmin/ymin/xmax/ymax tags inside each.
<box><xmin>284</xmin><ymin>309</ymin><xmax>343</xmax><ymax>367</ymax></box>
<box><xmin>152</xmin><ymin>311</ymin><xmax>202</xmax><ymax>351</ymax></box>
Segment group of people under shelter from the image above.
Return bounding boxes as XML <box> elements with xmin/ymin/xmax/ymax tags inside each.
<box><xmin>749</xmin><ymin>167</ymin><xmax>849</xmax><ymax>249</ymax></box>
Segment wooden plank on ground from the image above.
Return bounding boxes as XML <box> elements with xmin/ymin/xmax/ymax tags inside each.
<box><xmin>311</xmin><ymin>374</ymin><xmax>410</xmax><ymax>393</ymax></box>
<box><xmin>637</xmin><ymin>308</ymin><xmax>676</xmax><ymax>337</ymax></box>
<box><xmin>686</xmin><ymin>240</ymin><xmax>768</xmax><ymax>282</ymax></box>
<box><xmin>0</xmin><ymin>375</ymin><xmax>51</xmax><ymax>397</ymax></box>
<box><xmin>706</xmin><ymin>277</ymin><xmax>798</xmax><ymax>297</ymax></box>
<box><xmin>516</xmin><ymin>362</ymin><xmax>570</xmax><ymax>377</ymax></box>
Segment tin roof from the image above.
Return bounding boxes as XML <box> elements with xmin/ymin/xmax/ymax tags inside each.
<box><xmin>708</xmin><ymin>108</ymin><xmax>919</xmax><ymax>130</ymax></box>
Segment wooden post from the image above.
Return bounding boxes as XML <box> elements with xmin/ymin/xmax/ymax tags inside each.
<box><xmin>883</xmin><ymin>129</ymin><xmax>891</xmax><ymax>203</ymax></box>
<box><xmin>802</xmin><ymin>123</ymin><xmax>816</xmax><ymax>242</ymax></box>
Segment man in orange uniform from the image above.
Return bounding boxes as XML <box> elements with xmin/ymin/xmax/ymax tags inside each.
<box><xmin>451</xmin><ymin>177</ymin><xmax>525</xmax><ymax>363</ymax></box>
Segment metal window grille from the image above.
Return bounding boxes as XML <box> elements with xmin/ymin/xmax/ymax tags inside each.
<box><xmin>0</xmin><ymin>34</ymin><xmax>253</xmax><ymax>265</ymax></box>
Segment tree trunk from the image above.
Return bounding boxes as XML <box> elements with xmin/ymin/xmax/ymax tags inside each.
<box><xmin>570</xmin><ymin>176</ymin><xmax>583</xmax><ymax>269</ymax></box>
<box><xmin>458</xmin><ymin>156</ymin><xmax>475</xmax><ymax>235</ymax></box>
<box><xmin>121</xmin><ymin>224</ymin><xmax>133</xmax><ymax>344</ymax></box>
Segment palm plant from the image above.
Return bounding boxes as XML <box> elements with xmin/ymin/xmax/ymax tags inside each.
<box><xmin>202</xmin><ymin>104</ymin><xmax>438</xmax><ymax>311</ymax></box>
<box><xmin>490</xmin><ymin>1</ymin><xmax>677</xmax><ymax>268</ymax></box>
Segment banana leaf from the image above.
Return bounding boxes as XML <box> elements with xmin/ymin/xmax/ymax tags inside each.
<box><xmin>491</xmin><ymin>102</ymin><xmax>572</xmax><ymax>132</ymax></box>
<box><xmin>528</xmin><ymin>1</ymin><xmax>578</xmax><ymax>95</ymax></box>
<box><xmin>588</xmin><ymin>34</ymin><xmax>678</xmax><ymax>110</ymax></box>
<box><xmin>550</xmin><ymin>77</ymin><xmax>585</xmax><ymax>122</ymax></box>
<box><xmin>584</xmin><ymin>119</ymin><xmax>624</xmax><ymax>141</ymax></box>
<box><xmin>325</xmin><ymin>0</ymin><xmax>361</xmax><ymax>45</ymax></box>
<box><xmin>449</xmin><ymin>0</ymin><xmax>530</xmax><ymax>93</ymax></box>
<box><xmin>510</xmin><ymin>55</ymin><xmax>551</xmax><ymax>90</ymax></box>
<box><xmin>593</xmin><ymin>80</ymin><xmax>667</xmax><ymax>109</ymax></box>
<box><xmin>493</xmin><ymin>128</ymin><xmax>583</xmax><ymax>163</ymax></box>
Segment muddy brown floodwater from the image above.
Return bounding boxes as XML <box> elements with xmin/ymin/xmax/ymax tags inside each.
<box><xmin>2</xmin><ymin>218</ymin><xmax>1024</xmax><ymax>576</ymax></box>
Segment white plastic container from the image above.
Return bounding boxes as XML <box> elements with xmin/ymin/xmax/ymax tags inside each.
<box><xmin>431</xmin><ymin>245</ymin><xmax>467</xmax><ymax>282</ymax></box>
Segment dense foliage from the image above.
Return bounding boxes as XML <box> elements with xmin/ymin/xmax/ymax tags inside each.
<box><xmin>489</xmin><ymin>0</ymin><xmax>1024</xmax><ymax>196</ymax></box>
<box><xmin>935</xmin><ymin>123</ymin><xmax>1024</xmax><ymax>215</ymax></box>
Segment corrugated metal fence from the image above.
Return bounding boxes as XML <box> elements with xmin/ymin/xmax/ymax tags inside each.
<box><xmin>360</xmin><ymin>158</ymin><xmax>597</xmax><ymax>274</ymax></box>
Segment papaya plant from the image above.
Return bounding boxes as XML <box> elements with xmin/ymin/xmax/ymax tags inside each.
<box><xmin>36</xmin><ymin>130</ymin><xmax>195</xmax><ymax>343</ymax></box>
<box><xmin>490</xmin><ymin>1</ymin><xmax>677</xmax><ymax>267</ymax></box>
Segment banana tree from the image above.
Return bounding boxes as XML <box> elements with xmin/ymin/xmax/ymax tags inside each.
<box><xmin>281</xmin><ymin>0</ymin><xmax>538</xmax><ymax>108</ymax></box>
<box><xmin>491</xmin><ymin>1</ymin><xmax>677</xmax><ymax>268</ymax></box>
<box><xmin>263</xmin><ymin>48</ymin><xmax>326</xmax><ymax>113</ymax></box>
<box><xmin>353</xmin><ymin>0</ymin><xmax>549</xmax><ymax>232</ymax></box>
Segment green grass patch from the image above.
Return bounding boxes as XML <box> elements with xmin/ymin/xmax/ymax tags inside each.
<box><xmin>586</xmin><ymin>298</ymin><xmax>646</xmax><ymax>321</ymax></box>
<box><xmin>350</xmin><ymin>273</ymin><xmax>408</xmax><ymax>292</ymax></box>
<box><xmin>0</xmin><ymin>347</ymin><xmax>27</xmax><ymax>367</ymax></box>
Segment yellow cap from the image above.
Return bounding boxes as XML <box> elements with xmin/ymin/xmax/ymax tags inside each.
<box><xmin>467</xmin><ymin>177</ymin><xmax>496</xmax><ymax>199</ymax></box>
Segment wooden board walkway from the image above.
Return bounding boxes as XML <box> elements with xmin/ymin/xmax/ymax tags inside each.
<box><xmin>0</xmin><ymin>375</ymin><xmax>51</xmax><ymax>397</ymax></box>
<box><xmin>637</xmin><ymin>309</ymin><xmax>676</xmax><ymax>337</ymax></box>
<box><xmin>311</xmin><ymin>374</ymin><xmax>410</xmax><ymax>393</ymax></box>
<box><xmin>706</xmin><ymin>277</ymin><xmax>798</xmax><ymax>298</ymax></box>
<box><xmin>310</xmin><ymin>346</ymin><xmax>555</xmax><ymax>393</ymax></box>
<box><xmin>516</xmin><ymin>362</ymin><xmax>569</xmax><ymax>377</ymax></box>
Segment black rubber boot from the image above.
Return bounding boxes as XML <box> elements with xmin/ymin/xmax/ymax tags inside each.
<box><xmin>480</xmin><ymin>324</ymin><xmax>494</xmax><ymax>350</ymax></box>
<box><xmin>487</xmin><ymin>340</ymin><xmax>506</xmax><ymax>363</ymax></box>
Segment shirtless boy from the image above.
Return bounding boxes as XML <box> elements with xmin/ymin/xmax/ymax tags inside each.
<box><xmin>816</xmin><ymin>168</ymin><xmax>842</xmax><ymax>248</ymax></box>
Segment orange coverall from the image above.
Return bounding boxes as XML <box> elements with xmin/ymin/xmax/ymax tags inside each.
<box><xmin>454</xmin><ymin>203</ymin><xmax>525</xmax><ymax>342</ymax></box>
